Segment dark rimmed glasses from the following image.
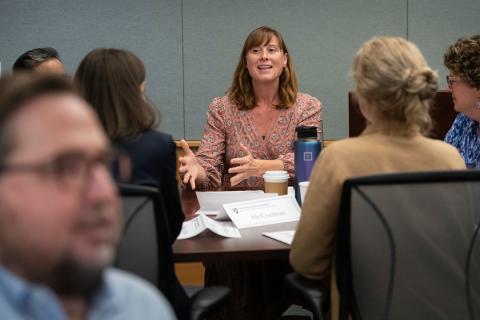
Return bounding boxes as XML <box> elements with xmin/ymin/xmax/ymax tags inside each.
<box><xmin>0</xmin><ymin>148</ymin><xmax>131</xmax><ymax>189</ymax></box>
<box><xmin>446</xmin><ymin>75</ymin><xmax>462</xmax><ymax>87</ymax></box>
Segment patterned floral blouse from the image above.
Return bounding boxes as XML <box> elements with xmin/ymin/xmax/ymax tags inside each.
<box><xmin>196</xmin><ymin>93</ymin><xmax>322</xmax><ymax>190</ymax></box>
<box><xmin>444</xmin><ymin>113</ymin><xmax>480</xmax><ymax>168</ymax></box>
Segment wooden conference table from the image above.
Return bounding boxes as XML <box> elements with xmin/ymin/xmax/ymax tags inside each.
<box><xmin>173</xmin><ymin>188</ymin><xmax>296</xmax><ymax>262</ymax></box>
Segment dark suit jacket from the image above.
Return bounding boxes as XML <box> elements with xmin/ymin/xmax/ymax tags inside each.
<box><xmin>114</xmin><ymin>129</ymin><xmax>183</xmax><ymax>242</ymax></box>
<box><xmin>114</xmin><ymin>129</ymin><xmax>189</xmax><ymax>320</ymax></box>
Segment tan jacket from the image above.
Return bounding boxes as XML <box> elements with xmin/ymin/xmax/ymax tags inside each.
<box><xmin>289</xmin><ymin>126</ymin><xmax>466</xmax><ymax>319</ymax></box>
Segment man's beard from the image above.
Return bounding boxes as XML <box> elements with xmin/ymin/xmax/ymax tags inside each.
<box><xmin>49</xmin><ymin>255</ymin><xmax>105</xmax><ymax>301</ymax></box>
<box><xmin>48</xmin><ymin>204</ymin><xmax>119</xmax><ymax>300</ymax></box>
<box><xmin>1</xmin><ymin>244</ymin><xmax>115</xmax><ymax>301</ymax></box>
<box><xmin>0</xmin><ymin>198</ymin><xmax>119</xmax><ymax>300</ymax></box>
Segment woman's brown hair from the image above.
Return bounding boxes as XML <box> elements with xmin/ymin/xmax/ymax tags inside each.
<box><xmin>444</xmin><ymin>34</ymin><xmax>480</xmax><ymax>89</ymax></box>
<box><xmin>74</xmin><ymin>48</ymin><xmax>158</xmax><ymax>141</ymax></box>
<box><xmin>227</xmin><ymin>26</ymin><xmax>297</xmax><ymax>110</ymax></box>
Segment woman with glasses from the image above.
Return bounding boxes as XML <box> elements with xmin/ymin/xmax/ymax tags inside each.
<box><xmin>444</xmin><ymin>35</ymin><xmax>480</xmax><ymax>168</ymax></box>
<box><xmin>290</xmin><ymin>37</ymin><xmax>465</xmax><ymax>319</ymax></box>
<box><xmin>179</xmin><ymin>26</ymin><xmax>322</xmax><ymax>320</ymax></box>
<box><xmin>74</xmin><ymin>48</ymin><xmax>189</xmax><ymax>320</ymax></box>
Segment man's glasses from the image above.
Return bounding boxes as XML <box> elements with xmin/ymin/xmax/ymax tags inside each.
<box><xmin>0</xmin><ymin>148</ymin><xmax>131</xmax><ymax>189</ymax></box>
<box><xmin>446</xmin><ymin>75</ymin><xmax>462</xmax><ymax>87</ymax></box>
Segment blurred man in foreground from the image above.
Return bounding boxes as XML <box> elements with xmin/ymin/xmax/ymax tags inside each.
<box><xmin>0</xmin><ymin>74</ymin><xmax>176</xmax><ymax>319</ymax></box>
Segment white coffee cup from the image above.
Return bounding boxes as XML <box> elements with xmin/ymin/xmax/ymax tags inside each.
<box><xmin>299</xmin><ymin>181</ymin><xmax>310</xmax><ymax>204</ymax></box>
<box><xmin>263</xmin><ymin>170</ymin><xmax>289</xmax><ymax>195</ymax></box>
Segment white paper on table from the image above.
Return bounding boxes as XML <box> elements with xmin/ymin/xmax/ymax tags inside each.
<box><xmin>177</xmin><ymin>214</ymin><xmax>241</xmax><ymax>239</ymax></box>
<box><xmin>195</xmin><ymin>190</ymin><xmax>278</xmax><ymax>220</ymax></box>
<box><xmin>223</xmin><ymin>195</ymin><xmax>300</xmax><ymax>229</ymax></box>
<box><xmin>262</xmin><ymin>230</ymin><xmax>296</xmax><ymax>245</ymax></box>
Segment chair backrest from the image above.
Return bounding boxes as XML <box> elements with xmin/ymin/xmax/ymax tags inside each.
<box><xmin>348</xmin><ymin>90</ymin><xmax>458</xmax><ymax>139</ymax></box>
<box><xmin>336</xmin><ymin>170</ymin><xmax>480</xmax><ymax>320</ymax></box>
<box><xmin>115</xmin><ymin>184</ymin><xmax>175</xmax><ymax>301</ymax></box>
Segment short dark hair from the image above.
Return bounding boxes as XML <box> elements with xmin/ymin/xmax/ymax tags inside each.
<box><xmin>444</xmin><ymin>35</ymin><xmax>480</xmax><ymax>89</ymax></box>
<box><xmin>0</xmin><ymin>74</ymin><xmax>74</xmax><ymax>163</ymax></box>
<box><xmin>12</xmin><ymin>47</ymin><xmax>62</xmax><ymax>73</ymax></box>
<box><xmin>74</xmin><ymin>48</ymin><xmax>158</xmax><ymax>141</ymax></box>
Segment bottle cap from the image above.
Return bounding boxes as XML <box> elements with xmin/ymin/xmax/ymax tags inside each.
<box><xmin>296</xmin><ymin>126</ymin><xmax>317</xmax><ymax>139</ymax></box>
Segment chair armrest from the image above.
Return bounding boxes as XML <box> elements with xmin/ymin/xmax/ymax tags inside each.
<box><xmin>190</xmin><ymin>286</ymin><xmax>230</xmax><ymax>320</ymax></box>
<box><xmin>285</xmin><ymin>272</ymin><xmax>329</xmax><ymax>320</ymax></box>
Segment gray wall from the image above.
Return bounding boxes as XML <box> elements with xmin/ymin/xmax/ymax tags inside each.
<box><xmin>1</xmin><ymin>0</ymin><xmax>478</xmax><ymax>140</ymax></box>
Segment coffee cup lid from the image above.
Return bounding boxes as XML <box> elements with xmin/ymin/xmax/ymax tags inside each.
<box><xmin>263</xmin><ymin>170</ymin><xmax>289</xmax><ymax>181</ymax></box>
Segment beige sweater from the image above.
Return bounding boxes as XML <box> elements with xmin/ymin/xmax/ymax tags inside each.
<box><xmin>289</xmin><ymin>126</ymin><xmax>466</xmax><ymax>319</ymax></box>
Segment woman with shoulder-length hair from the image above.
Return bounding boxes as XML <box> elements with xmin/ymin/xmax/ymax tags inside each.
<box><xmin>75</xmin><ymin>48</ymin><xmax>156</xmax><ymax>141</ymax></box>
<box><xmin>178</xmin><ymin>26</ymin><xmax>323</xmax><ymax>320</ymax></box>
<box><xmin>179</xmin><ymin>26</ymin><xmax>322</xmax><ymax>191</ymax></box>
<box><xmin>74</xmin><ymin>48</ymin><xmax>189</xmax><ymax>320</ymax></box>
<box><xmin>290</xmin><ymin>36</ymin><xmax>465</xmax><ymax>319</ymax></box>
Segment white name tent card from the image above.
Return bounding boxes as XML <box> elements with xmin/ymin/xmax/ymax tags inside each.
<box><xmin>223</xmin><ymin>195</ymin><xmax>300</xmax><ymax>229</ymax></box>
<box><xmin>196</xmin><ymin>190</ymin><xmax>278</xmax><ymax>220</ymax></box>
<box><xmin>262</xmin><ymin>230</ymin><xmax>296</xmax><ymax>245</ymax></box>
<box><xmin>177</xmin><ymin>214</ymin><xmax>241</xmax><ymax>239</ymax></box>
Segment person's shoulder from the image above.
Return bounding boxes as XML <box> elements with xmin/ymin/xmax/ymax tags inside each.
<box><xmin>420</xmin><ymin>136</ymin><xmax>464</xmax><ymax>156</ymax></box>
<box><xmin>122</xmin><ymin>130</ymin><xmax>173</xmax><ymax>161</ymax></box>
<box><xmin>453</xmin><ymin>113</ymin><xmax>475</xmax><ymax>130</ymax></box>
<box><xmin>403</xmin><ymin>135</ymin><xmax>464</xmax><ymax>168</ymax></box>
<box><xmin>454</xmin><ymin>112</ymin><xmax>469</xmax><ymax>123</ymax></box>
<box><xmin>207</xmin><ymin>95</ymin><xmax>237</xmax><ymax>122</ymax></box>
<box><xmin>445</xmin><ymin>113</ymin><xmax>474</xmax><ymax>144</ymax></box>
<box><xmin>319</xmin><ymin>135</ymin><xmax>395</xmax><ymax>166</ymax></box>
<box><xmin>315</xmin><ymin>138</ymin><xmax>357</xmax><ymax>166</ymax></box>
<box><xmin>208</xmin><ymin>95</ymin><xmax>234</xmax><ymax>111</ymax></box>
<box><xmin>297</xmin><ymin>92</ymin><xmax>320</xmax><ymax>103</ymax></box>
<box><xmin>105</xmin><ymin>268</ymin><xmax>160</xmax><ymax>297</ymax></box>
<box><xmin>297</xmin><ymin>92</ymin><xmax>317</xmax><ymax>101</ymax></box>
<box><xmin>142</xmin><ymin>129</ymin><xmax>174</xmax><ymax>144</ymax></box>
<box><xmin>295</xmin><ymin>92</ymin><xmax>322</xmax><ymax>111</ymax></box>
<box><xmin>0</xmin><ymin>289</ymin><xmax>22</xmax><ymax>319</ymax></box>
<box><xmin>324</xmin><ymin>136</ymin><xmax>364</xmax><ymax>153</ymax></box>
<box><xmin>104</xmin><ymin>269</ymin><xmax>175</xmax><ymax>316</ymax></box>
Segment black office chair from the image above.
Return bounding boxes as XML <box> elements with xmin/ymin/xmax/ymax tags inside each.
<box><xmin>284</xmin><ymin>272</ymin><xmax>329</xmax><ymax>320</ymax></box>
<box><xmin>115</xmin><ymin>184</ymin><xmax>230</xmax><ymax>320</ymax></box>
<box><xmin>287</xmin><ymin>170</ymin><xmax>480</xmax><ymax>320</ymax></box>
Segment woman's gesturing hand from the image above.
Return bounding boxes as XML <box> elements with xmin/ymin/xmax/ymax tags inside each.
<box><xmin>228</xmin><ymin>144</ymin><xmax>264</xmax><ymax>186</ymax></box>
<box><xmin>178</xmin><ymin>139</ymin><xmax>206</xmax><ymax>190</ymax></box>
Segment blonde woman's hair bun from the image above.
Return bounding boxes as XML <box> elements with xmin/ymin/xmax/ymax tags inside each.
<box><xmin>352</xmin><ymin>36</ymin><xmax>438</xmax><ymax>134</ymax></box>
<box><xmin>403</xmin><ymin>67</ymin><xmax>438</xmax><ymax>101</ymax></box>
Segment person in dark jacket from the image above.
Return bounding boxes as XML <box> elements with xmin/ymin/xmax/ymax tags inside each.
<box><xmin>74</xmin><ymin>48</ymin><xmax>188</xmax><ymax>320</ymax></box>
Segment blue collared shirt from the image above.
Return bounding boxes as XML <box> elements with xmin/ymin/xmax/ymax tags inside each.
<box><xmin>0</xmin><ymin>267</ymin><xmax>176</xmax><ymax>320</ymax></box>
